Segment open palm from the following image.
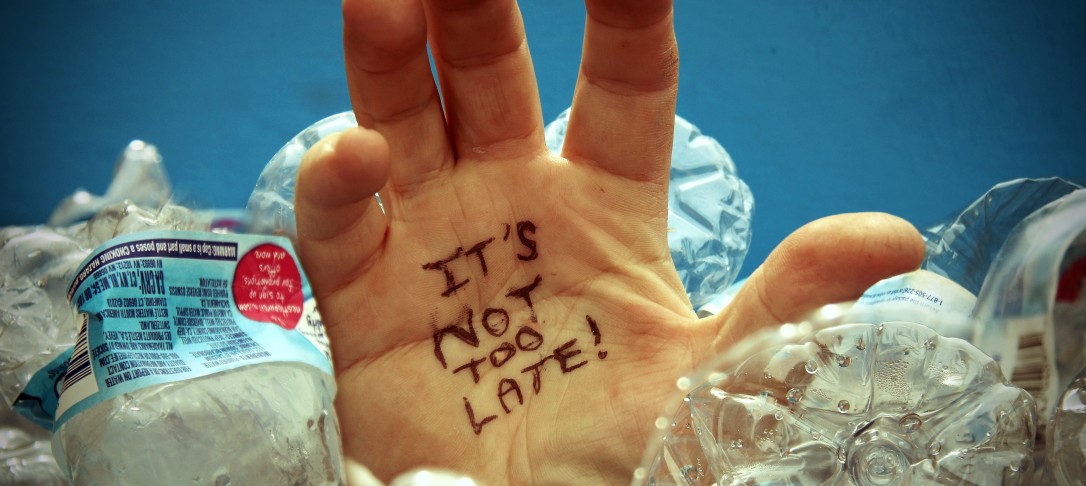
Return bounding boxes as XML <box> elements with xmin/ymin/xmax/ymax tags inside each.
<box><xmin>294</xmin><ymin>0</ymin><xmax>926</xmax><ymax>483</ymax></box>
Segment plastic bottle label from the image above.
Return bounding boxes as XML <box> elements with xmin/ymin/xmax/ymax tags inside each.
<box><xmin>848</xmin><ymin>269</ymin><xmax>978</xmax><ymax>340</ymax></box>
<box><xmin>49</xmin><ymin>230</ymin><xmax>332</xmax><ymax>430</ymax></box>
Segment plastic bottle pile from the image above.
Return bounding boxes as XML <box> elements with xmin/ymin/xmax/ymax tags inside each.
<box><xmin>637</xmin><ymin>179</ymin><xmax>1086</xmax><ymax>485</ymax></box>
<box><xmin>2</xmin><ymin>142</ymin><xmax>343</xmax><ymax>485</ymax></box>
<box><xmin>2</xmin><ymin>111</ymin><xmax>754</xmax><ymax>485</ymax></box>
<box><xmin>5</xmin><ymin>110</ymin><xmax>1083</xmax><ymax>485</ymax></box>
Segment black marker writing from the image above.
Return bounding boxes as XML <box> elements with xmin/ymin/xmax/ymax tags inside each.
<box><xmin>454</xmin><ymin>357</ymin><xmax>486</xmax><ymax>383</ymax></box>
<box><xmin>506</xmin><ymin>274</ymin><xmax>543</xmax><ymax>323</ymax></box>
<box><xmin>433</xmin><ymin>307</ymin><xmax>478</xmax><ymax>369</ymax></box>
<box><xmin>516</xmin><ymin>221</ymin><xmax>538</xmax><ymax>261</ymax></box>
<box><xmin>497</xmin><ymin>378</ymin><xmax>523</xmax><ymax>413</ymax></box>
<box><xmin>515</xmin><ymin>326</ymin><xmax>543</xmax><ymax>351</ymax></box>
<box><xmin>464</xmin><ymin>397</ymin><xmax>496</xmax><ymax>435</ymax></box>
<box><xmin>422</xmin><ymin>237</ymin><xmax>494</xmax><ymax>297</ymax></box>
<box><xmin>490</xmin><ymin>342</ymin><xmax>516</xmax><ymax>367</ymax></box>
<box><xmin>465</xmin><ymin>238</ymin><xmax>495</xmax><ymax>276</ymax></box>
<box><xmin>586</xmin><ymin>315</ymin><xmax>608</xmax><ymax>359</ymax></box>
<box><xmin>481</xmin><ymin>308</ymin><xmax>509</xmax><ymax>337</ymax></box>
<box><xmin>424</xmin><ymin>220</ymin><xmax>611</xmax><ymax>435</ymax></box>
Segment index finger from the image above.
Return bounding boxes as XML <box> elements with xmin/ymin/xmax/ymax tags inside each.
<box><xmin>561</xmin><ymin>0</ymin><xmax>678</xmax><ymax>181</ymax></box>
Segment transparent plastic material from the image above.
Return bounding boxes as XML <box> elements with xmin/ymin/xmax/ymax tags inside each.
<box><xmin>969</xmin><ymin>188</ymin><xmax>1086</xmax><ymax>481</ymax></box>
<box><xmin>245</xmin><ymin>110</ymin><xmax>755</xmax><ymax>309</ymax></box>
<box><xmin>545</xmin><ymin>109</ymin><xmax>754</xmax><ymax>309</ymax></box>
<box><xmin>246</xmin><ymin>112</ymin><xmax>359</xmax><ymax>240</ymax></box>
<box><xmin>1</xmin><ymin>202</ymin><xmax>204</xmax><ymax>408</ymax></box>
<box><xmin>635</xmin><ymin>309</ymin><xmax>1038</xmax><ymax>486</ymax></box>
<box><xmin>47</xmin><ymin>140</ymin><xmax>173</xmax><ymax>227</ymax></box>
<box><xmin>53</xmin><ymin>363</ymin><xmax>343</xmax><ymax>485</ymax></box>
<box><xmin>0</xmin><ymin>404</ymin><xmax>66</xmax><ymax>485</ymax></box>
<box><xmin>3</xmin><ymin>141</ymin><xmax>345</xmax><ymax>484</ymax></box>
<box><xmin>922</xmin><ymin>177</ymin><xmax>1081</xmax><ymax>295</ymax></box>
<box><xmin>2</xmin><ymin>142</ymin><xmax>207</xmax><ymax>484</ymax></box>
<box><xmin>1044</xmin><ymin>366</ymin><xmax>1086</xmax><ymax>484</ymax></box>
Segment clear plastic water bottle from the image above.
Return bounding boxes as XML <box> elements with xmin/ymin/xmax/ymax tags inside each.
<box><xmin>1044</xmin><ymin>366</ymin><xmax>1086</xmax><ymax>484</ymax></box>
<box><xmin>53</xmin><ymin>362</ymin><xmax>341</xmax><ymax>485</ymax></box>
<box><xmin>921</xmin><ymin>177</ymin><xmax>1080</xmax><ymax>296</ymax></box>
<box><xmin>2</xmin><ymin>141</ymin><xmax>213</xmax><ymax>485</ymax></box>
<box><xmin>4</xmin><ymin>140</ymin><xmax>345</xmax><ymax>484</ymax></box>
<box><xmin>246</xmin><ymin>112</ymin><xmax>359</xmax><ymax>241</ymax></box>
<box><xmin>0</xmin><ymin>404</ymin><xmax>66</xmax><ymax>485</ymax></box>
<box><xmin>636</xmin><ymin>305</ymin><xmax>1038</xmax><ymax>485</ymax></box>
<box><xmin>969</xmin><ymin>187</ymin><xmax>1086</xmax><ymax>481</ymax></box>
<box><xmin>47</xmin><ymin>228</ymin><xmax>343</xmax><ymax>485</ymax></box>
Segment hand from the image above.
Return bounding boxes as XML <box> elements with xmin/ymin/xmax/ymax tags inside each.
<box><xmin>294</xmin><ymin>0</ymin><xmax>926</xmax><ymax>483</ymax></box>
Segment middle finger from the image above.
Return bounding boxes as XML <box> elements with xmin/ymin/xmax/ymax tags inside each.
<box><xmin>424</xmin><ymin>0</ymin><xmax>545</xmax><ymax>161</ymax></box>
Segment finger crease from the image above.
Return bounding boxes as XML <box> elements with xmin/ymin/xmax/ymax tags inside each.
<box><xmin>438</xmin><ymin>37</ymin><xmax>527</xmax><ymax>70</ymax></box>
<box><xmin>362</xmin><ymin>90</ymin><xmax>440</xmax><ymax>124</ymax></box>
<box><xmin>580</xmin><ymin>62</ymin><xmax>678</xmax><ymax>97</ymax></box>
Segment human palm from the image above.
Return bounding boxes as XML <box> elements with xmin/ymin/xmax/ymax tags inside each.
<box><xmin>294</xmin><ymin>0</ymin><xmax>926</xmax><ymax>484</ymax></box>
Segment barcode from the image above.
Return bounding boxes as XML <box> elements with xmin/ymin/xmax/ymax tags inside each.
<box><xmin>62</xmin><ymin>315</ymin><xmax>92</xmax><ymax>394</ymax></box>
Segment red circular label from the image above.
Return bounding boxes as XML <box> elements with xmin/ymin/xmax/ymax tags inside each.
<box><xmin>232</xmin><ymin>243</ymin><xmax>304</xmax><ymax>330</ymax></box>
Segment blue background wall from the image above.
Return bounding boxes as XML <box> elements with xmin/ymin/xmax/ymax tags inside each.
<box><xmin>2</xmin><ymin>1</ymin><xmax>1083</xmax><ymax>279</ymax></box>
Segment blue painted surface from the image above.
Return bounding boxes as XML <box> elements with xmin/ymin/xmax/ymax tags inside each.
<box><xmin>2</xmin><ymin>2</ymin><xmax>1084</xmax><ymax>278</ymax></box>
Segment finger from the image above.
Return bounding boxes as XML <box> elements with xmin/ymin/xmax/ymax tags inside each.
<box><xmin>423</xmin><ymin>0</ymin><xmax>544</xmax><ymax>160</ymax></box>
<box><xmin>709</xmin><ymin>213</ymin><xmax>927</xmax><ymax>353</ymax></box>
<box><xmin>343</xmin><ymin>0</ymin><xmax>452</xmax><ymax>191</ymax></box>
<box><xmin>562</xmin><ymin>0</ymin><xmax>678</xmax><ymax>181</ymax></box>
<box><xmin>295</xmin><ymin>127</ymin><xmax>390</xmax><ymax>299</ymax></box>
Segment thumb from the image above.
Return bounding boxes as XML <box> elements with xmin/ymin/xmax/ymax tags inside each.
<box><xmin>295</xmin><ymin>126</ymin><xmax>391</xmax><ymax>300</ymax></box>
<box><xmin>710</xmin><ymin>212</ymin><xmax>926</xmax><ymax>353</ymax></box>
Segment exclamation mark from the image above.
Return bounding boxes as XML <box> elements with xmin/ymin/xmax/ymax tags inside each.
<box><xmin>586</xmin><ymin>315</ymin><xmax>607</xmax><ymax>360</ymax></box>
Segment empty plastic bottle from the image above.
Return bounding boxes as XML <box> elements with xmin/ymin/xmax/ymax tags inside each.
<box><xmin>970</xmin><ymin>188</ymin><xmax>1086</xmax><ymax>482</ymax></box>
<box><xmin>636</xmin><ymin>305</ymin><xmax>1038</xmax><ymax>485</ymax></box>
<box><xmin>4</xmin><ymin>141</ymin><xmax>344</xmax><ymax>485</ymax></box>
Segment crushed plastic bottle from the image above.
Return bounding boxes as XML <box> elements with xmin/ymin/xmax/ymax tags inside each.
<box><xmin>635</xmin><ymin>308</ymin><xmax>1038</xmax><ymax>485</ymax></box>
<box><xmin>969</xmin><ymin>188</ymin><xmax>1086</xmax><ymax>481</ymax></box>
<box><xmin>922</xmin><ymin>177</ymin><xmax>1081</xmax><ymax>295</ymax></box>
<box><xmin>246</xmin><ymin>112</ymin><xmax>359</xmax><ymax>240</ymax></box>
<box><xmin>545</xmin><ymin>108</ymin><xmax>754</xmax><ymax>309</ymax></box>
<box><xmin>54</xmin><ymin>362</ymin><xmax>342</xmax><ymax>485</ymax></box>
<box><xmin>39</xmin><ymin>228</ymin><xmax>344</xmax><ymax>485</ymax></box>
<box><xmin>245</xmin><ymin>110</ymin><xmax>754</xmax><ymax>309</ymax></box>
<box><xmin>2</xmin><ymin>202</ymin><xmax>205</xmax><ymax>410</ymax></box>
<box><xmin>2</xmin><ymin>142</ymin><xmax>210</xmax><ymax>484</ymax></box>
<box><xmin>4</xmin><ymin>140</ymin><xmax>345</xmax><ymax>484</ymax></box>
<box><xmin>0</xmin><ymin>403</ymin><xmax>66</xmax><ymax>485</ymax></box>
<box><xmin>1044</xmin><ymin>366</ymin><xmax>1086</xmax><ymax>484</ymax></box>
<box><xmin>846</xmin><ymin>269</ymin><xmax>977</xmax><ymax>341</ymax></box>
<box><xmin>47</xmin><ymin>140</ymin><xmax>173</xmax><ymax>228</ymax></box>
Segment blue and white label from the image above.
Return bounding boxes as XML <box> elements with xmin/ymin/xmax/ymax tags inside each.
<box><xmin>850</xmin><ymin>269</ymin><xmax>977</xmax><ymax>340</ymax></box>
<box><xmin>52</xmin><ymin>230</ymin><xmax>332</xmax><ymax>430</ymax></box>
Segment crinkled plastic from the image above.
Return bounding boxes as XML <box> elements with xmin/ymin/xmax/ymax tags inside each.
<box><xmin>46</xmin><ymin>141</ymin><xmax>172</xmax><ymax>227</ymax></box>
<box><xmin>1045</xmin><ymin>366</ymin><xmax>1086</xmax><ymax>484</ymax></box>
<box><xmin>969</xmin><ymin>188</ymin><xmax>1086</xmax><ymax>481</ymax></box>
<box><xmin>246</xmin><ymin>111</ymin><xmax>359</xmax><ymax>240</ymax></box>
<box><xmin>245</xmin><ymin>110</ymin><xmax>754</xmax><ymax>310</ymax></box>
<box><xmin>922</xmin><ymin>177</ymin><xmax>1081</xmax><ymax>296</ymax></box>
<box><xmin>54</xmin><ymin>362</ymin><xmax>343</xmax><ymax>485</ymax></box>
<box><xmin>0</xmin><ymin>404</ymin><xmax>66</xmax><ymax>485</ymax></box>
<box><xmin>3</xmin><ymin>140</ymin><xmax>348</xmax><ymax>485</ymax></box>
<box><xmin>545</xmin><ymin>108</ymin><xmax>754</xmax><ymax>309</ymax></box>
<box><xmin>635</xmin><ymin>305</ymin><xmax>1038</xmax><ymax>486</ymax></box>
<box><xmin>2</xmin><ymin>142</ymin><xmax>207</xmax><ymax>485</ymax></box>
<box><xmin>1</xmin><ymin>202</ymin><xmax>205</xmax><ymax>408</ymax></box>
